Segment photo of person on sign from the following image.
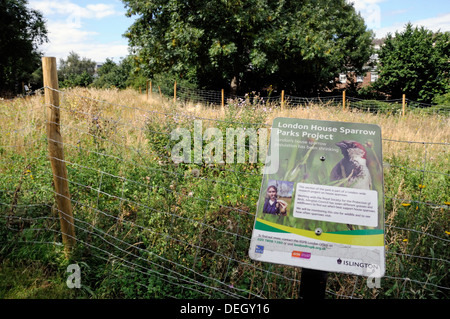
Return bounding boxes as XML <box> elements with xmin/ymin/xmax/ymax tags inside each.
<box><xmin>263</xmin><ymin>185</ymin><xmax>287</xmax><ymax>216</ymax></box>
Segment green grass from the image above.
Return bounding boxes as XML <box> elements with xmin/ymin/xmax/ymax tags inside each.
<box><xmin>0</xmin><ymin>259</ymin><xmax>70</xmax><ymax>299</ymax></box>
<box><xmin>0</xmin><ymin>88</ymin><xmax>449</xmax><ymax>299</ymax></box>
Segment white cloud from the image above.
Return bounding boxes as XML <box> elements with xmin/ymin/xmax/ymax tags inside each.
<box><xmin>30</xmin><ymin>0</ymin><xmax>118</xmax><ymax>20</ymax></box>
<box><xmin>42</xmin><ymin>41</ymin><xmax>129</xmax><ymax>63</ymax></box>
<box><xmin>86</xmin><ymin>4</ymin><xmax>118</xmax><ymax>19</ymax></box>
<box><xmin>347</xmin><ymin>1</ymin><xmax>450</xmax><ymax>39</ymax></box>
<box><xmin>39</xmin><ymin>19</ymin><xmax>129</xmax><ymax>62</ymax></box>
<box><xmin>374</xmin><ymin>12</ymin><xmax>450</xmax><ymax>38</ymax></box>
<box><xmin>413</xmin><ymin>13</ymin><xmax>450</xmax><ymax>33</ymax></box>
<box><xmin>349</xmin><ymin>0</ymin><xmax>386</xmax><ymax>10</ymax></box>
<box><xmin>347</xmin><ymin>0</ymin><xmax>385</xmax><ymax>29</ymax></box>
<box><xmin>29</xmin><ymin>0</ymin><xmax>128</xmax><ymax>62</ymax></box>
<box><xmin>48</xmin><ymin>21</ymin><xmax>97</xmax><ymax>43</ymax></box>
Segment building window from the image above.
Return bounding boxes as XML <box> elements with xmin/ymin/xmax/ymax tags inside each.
<box><xmin>339</xmin><ymin>73</ymin><xmax>347</xmax><ymax>84</ymax></box>
<box><xmin>356</xmin><ymin>75</ymin><xmax>364</xmax><ymax>83</ymax></box>
<box><xmin>370</xmin><ymin>72</ymin><xmax>378</xmax><ymax>82</ymax></box>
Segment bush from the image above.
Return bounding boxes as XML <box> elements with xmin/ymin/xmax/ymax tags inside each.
<box><xmin>433</xmin><ymin>91</ymin><xmax>450</xmax><ymax>106</ymax></box>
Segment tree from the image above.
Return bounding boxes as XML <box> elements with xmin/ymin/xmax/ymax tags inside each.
<box><xmin>92</xmin><ymin>58</ymin><xmax>120</xmax><ymax>88</ymax></box>
<box><xmin>92</xmin><ymin>57</ymin><xmax>136</xmax><ymax>89</ymax></box>
<box><xmin>0</xmin><ymin>0</ymin><xmax>48</xmax><ymax>96</ymax></box>
<box><xmin>123</xmin><ymin>0</ymin><xmax>373</xmax><ymax>95</ymax></box>
<box><xmin>373</xmin><ymin>24</ymin><xmax>449</xmax><ymax>103</ymax></box>
<box><xmin>58</xmin><ymin>51</ymin><xmax>96</xmax><ymax>87</ymax></box>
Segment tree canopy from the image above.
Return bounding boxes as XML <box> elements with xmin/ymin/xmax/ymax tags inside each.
<box><xmin>373</xmin><ymin>24</ymin><xmax>449</xmax><ymax>103</ymax></box>
<box><xmin>0</xmin><ymin>0</ymin><xmax>48</xmax><ymax>96</ymax></box>
<box><xmin>58</xmin><ymin>51</ymin><xmax>97</xmax><ymax>87</ymax></box>
<box><xmin>92</xmin><ymin>56</ymin><xmax>141</xmax><ymax>89</ymax></box>
<box><xmin>123</xmin><ymin>0</ymin><xmax>374</xmax><ymax>95</ymax></box>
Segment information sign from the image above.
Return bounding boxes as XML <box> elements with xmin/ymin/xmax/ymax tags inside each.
<box><xmin>249</xmin><ymin>118</ymin><xmax>385</xmax><ymax>277</ymax></box>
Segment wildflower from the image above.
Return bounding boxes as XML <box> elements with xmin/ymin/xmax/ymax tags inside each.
<box><xmin>444</xmin><ymin>201</ymin><xmax>450</xmax><ymax>206</ymax></box>
<box><xmin>402</xmin><ymin>239</ymin><xmax>408</xmax><ymax>242</ymax></box>
<box><xmin>445</xmin><ymin>231</ymin><xmax>450</xmax><ymax>236</ymax></box>
<box><xmin>188</xmin><ymin>191</ymin><xmax>194</xmax><ymax>197</ymax></box>
<box><xmin>401</xmin><ymin>203</ymin><xmax>411</xmax><ymax>207</ymax></box>
<box><xmin>418</xmin><ymin>184</ymin><xmax>426</xmax><ymax>189</ymax></box>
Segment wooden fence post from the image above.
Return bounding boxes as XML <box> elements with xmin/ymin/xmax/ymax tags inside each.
<box><xmin>343</xmin><ymin>90</ymin><xmax>346</xmax><ymax>111</ymax></box>
<box><xmin>42</xmin><ymin>57</ymin><xmax>76</xmax><ymax>256</ymax></box>
<box><xmin>174</xmin><ymin>80</ymin><xmax>177</xmax><ymax>103</ymax></box>
<box><xmin>281</xmin><ymin>90</ymin><xmax>285</xmax><ymax>110</ymax></box>
<box><xmin>402</xmin><ymin>94</ymin><xmax>406</xmax><ymax>116</ymax></box>
<box><xmin>299</xmin><ymin>268</ymin><xmax>328</xmax><ymax>299</ymax></box>
<box><xmin>149</xmin><ymin>81</ymin><xmax>152</xmax><ymax>98</ymax></box>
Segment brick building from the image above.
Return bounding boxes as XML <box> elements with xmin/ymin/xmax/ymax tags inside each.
<box><xmin>335</xmin><ymin>43</ymin><xmax>381</xmax><ymax>90</ymax></box>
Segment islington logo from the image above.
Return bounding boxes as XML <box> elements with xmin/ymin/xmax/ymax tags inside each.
<box><xmin>337</xmin><ymin>258</ymin><xmax>380</xmax><ymax>270</ymax></box>
<box><xmin>337</xmin><ymin>258</ymin><xmax>382</xmax><ymax>288</ymax></box>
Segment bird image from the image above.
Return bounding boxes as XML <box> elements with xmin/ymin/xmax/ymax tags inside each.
<box><xmin>330</xmin><ymin>140</ymin><xmax>373</xmax><ymax>230</ymax></box>
<box><xmin>330</xmin><ymin>140</ymin><xmax>372</xmax><ymax>190</ymax></box>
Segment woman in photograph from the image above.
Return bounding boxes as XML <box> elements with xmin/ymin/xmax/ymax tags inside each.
<box><xmin>263</xmin><ymin>185</ymin><xmax>287</xmax><ymax>216</ymax></box>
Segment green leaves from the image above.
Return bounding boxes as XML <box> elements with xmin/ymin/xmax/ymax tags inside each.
<box><xmin>0</xmin><ymin>0</ymin><xmax>48</xmax><ymax>95</ymax></box>
<box><xmin>58</xmin><ymin>52</ymin><xmax>96</xmax><ymax>88</ymax></box>
<box><xmin>122</xmin><ymin>0</ymin><xmax>373</xmax><ymax>95</ymax></box>
<box><xmin>374</xmin><ymin>24</ymin><xmax>449</xmax><ymax>103</ymax></box>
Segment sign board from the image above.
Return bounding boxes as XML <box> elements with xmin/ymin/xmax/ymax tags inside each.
<box><xmin>249</xmin><ymin>118</ymin><xmax>385</xmax><ymax>277</ymax></box>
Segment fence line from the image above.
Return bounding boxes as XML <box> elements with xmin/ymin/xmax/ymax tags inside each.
<box><xmin>1</xmin><ymin>83</ymin><xmax>449</xmax><ymax>299</ymax></box>
<box><xmin>4</xmin><ymin>87</ymin><xmax>450</xmax><ymax>218</ymax></box>
<box><xmin>161</xmin><ymin>84</ymin><xmax>450</xmax><ymax>115</ymax></box>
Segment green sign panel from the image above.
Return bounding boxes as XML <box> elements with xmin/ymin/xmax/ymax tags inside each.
<box><xmin>249</xmin><ymin>118</ymin><xmax>385</xmax><ymax>277</ymax></box>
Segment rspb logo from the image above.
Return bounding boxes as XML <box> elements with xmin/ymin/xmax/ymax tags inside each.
<box><xmin>255</xmin><ymin>245</ymin><xmax>264</xmax><ymax>254</ymax></box>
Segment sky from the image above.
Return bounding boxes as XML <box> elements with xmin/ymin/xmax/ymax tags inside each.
<box><xmin>29</xmin><ymin>0</ymin><xmax>450</xmax><ymax>63</ymax></box>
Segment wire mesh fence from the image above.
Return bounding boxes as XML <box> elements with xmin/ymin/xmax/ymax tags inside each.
<box><xmin>0</xmin><ymin>85</ymin><xmax>449</xmax><ymax>299</ymax></box>
<box><xmin>169</xmin><ymin>85</ymin><xmax>450</xmax><ymax>115</ymax></box>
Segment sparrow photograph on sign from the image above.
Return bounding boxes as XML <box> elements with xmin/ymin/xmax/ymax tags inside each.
<box><xmin>250</xmin><ymin>118</ymin><xmax>385</xmax><ymax>277</ymax></box>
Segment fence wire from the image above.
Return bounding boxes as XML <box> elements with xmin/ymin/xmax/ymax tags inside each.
<box><xmin>0</xmin><ymin>86</ymin><xmax>449</xmax><ymax>299</ymax></box>
<box><xmin>171</xmin><ymin>85</ymin><xmax>450</xmax><ymax>115</ymax></box>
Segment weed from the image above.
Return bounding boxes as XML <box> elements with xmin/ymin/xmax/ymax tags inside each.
<box><xmin>0</xmin><ymin>88</ymin><xmax>448</xmax><ymax>299</ymax></box>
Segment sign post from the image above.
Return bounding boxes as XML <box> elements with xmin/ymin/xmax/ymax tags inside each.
<box><xmin>249</xmin><ymin>118</ymin><xmax>385</xmax><ymax>297</ymax></box>
<box><xmin>42</xmin><ymin>57</ymin><xmax>76</xmax><ymax>257</ymax></box>
<box><xmin>299</xmin><ymin>268</ymin><xmax>328</xmax><ymax>299</ymax></box>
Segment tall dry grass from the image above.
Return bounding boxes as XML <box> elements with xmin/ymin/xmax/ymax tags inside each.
<box><xmin>1</xmin><ymin>87</ymin><xmax>449</xmax><ymax>158</ymax></box>
<box><xmin>155</xmin><ymin>92</ymin><xmax>449</xmax><ymax>162</ymax></box>
<box><xmin>1</xmin><ymin>87</ymin><xmax>448</xmax><ymax>299</ymax></box>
